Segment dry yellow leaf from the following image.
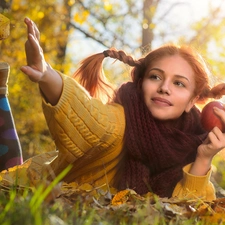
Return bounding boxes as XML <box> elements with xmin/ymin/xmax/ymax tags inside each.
<box><xmin>111</xmin><ymin>189</ymin><xmax>137</xmax><ymax>206</ymax></box>
<box><xmin>0</xmin><ymin>159</ymin><xmax>31</xmax><ymax>186</ymax></box>
<box><xmin>0</xmin><ymin>14</ymin><xmax>10</xmax><ymax>40</ymax></box>
<box><xmin>78</xmin><ymin>183</ymin><xmax>93</xmax><ymax>192</ymax></box>
<box><xmin>62</xmin><ymin>181</ymin><xmax>79</xmax><ymax>190</ymax></box>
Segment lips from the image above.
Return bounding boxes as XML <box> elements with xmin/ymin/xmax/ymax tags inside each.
<box><xmin>152</xmin><ymin>97</ymin><xmax>172</xmax><ymax>106</ymax></box>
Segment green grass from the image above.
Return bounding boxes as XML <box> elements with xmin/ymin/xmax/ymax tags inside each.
<box><xmin>1</xmin><ymin>159</ymin><xmax>225</xmax><ymax>225</ymax></box>
<box><xmin>0</xmin><ymin>190</ymin><xmax>191</xmax><ymax>225</ymax></box>
<box><xmin>0</xmin><ymin>186</ymin><xmax>219</xmax><ymax>225</ymax></box>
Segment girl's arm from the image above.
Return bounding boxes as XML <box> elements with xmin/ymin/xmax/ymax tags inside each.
<box><xmin>20</xmin><ymin>18</ymin><xmax>62</xmax><ymax>105</ymax></box>
<box><xmin>190</xmin><ymin>107</ymin><xmax>225</xmax><ymax>176</ymax></box>
<box><xmin>173</xmin><ymin>107</ymin><xmax>225</xmax><ymax>200</ymax></box>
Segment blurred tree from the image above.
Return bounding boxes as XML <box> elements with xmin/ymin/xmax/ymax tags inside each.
<box><xmin>0</xmin><ymin>0</ymin><xmax>12</xmax><ymax>10</ymax></box>
<box><xmin>0</xmin><ymin>0</ymin><xmax>225</xmax><ymax>159</ymax></box>
<box><xmin>0</xmin><ymin>0</ymin><xmax>73</xmax><ymax>159</ymax></box>
<box><xmin>178</xmin><ymin>1</ymin><xmax>225</xmax><ymax>86</ymax></box>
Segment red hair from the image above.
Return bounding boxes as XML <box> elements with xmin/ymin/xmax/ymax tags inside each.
<box><xmin>73</xmin><ymin>44</ymin><xmax>225</xmax><ymax>103</ymax></box>
<box><xmin>73</xmin><ymin>53</ymin><xmax>115</xmax><ymax>103</ymax></box>
<box><xmin>132</xmin><ymin>45</ymin><xmax>211</xmax><ymax>102</ymax></box>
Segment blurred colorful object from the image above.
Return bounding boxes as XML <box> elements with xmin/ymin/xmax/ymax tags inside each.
<box><xmin>0</xmin><ymin>62</ymin><xmax>23</xmax><ymax>171</ymax></box>
<box><xmin>0</xmin><ymin>14</ymin><xmax>10</xmax><ymax>40</ymax></box>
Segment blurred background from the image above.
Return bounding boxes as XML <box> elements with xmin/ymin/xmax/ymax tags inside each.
<box><xmin>0</xmin><ymin>1</ymin><xmax>225</xmax><ymax>185</ymax></box>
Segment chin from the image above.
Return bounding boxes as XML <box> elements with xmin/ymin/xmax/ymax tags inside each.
<box><xmin>151</xmin><ymin>113</ymin><xmax>171</xmax><ymax>121</ymax></box>
<box><xmin>150</xmin><ymin>108</ymin><xmax>175</xmax><ymax>121</ymax></box>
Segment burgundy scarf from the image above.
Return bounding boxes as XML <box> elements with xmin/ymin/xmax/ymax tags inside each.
<box><xmin>114</xmin><ymin>82</ymin><xmax>207</xmax><ymax>197</ymax></box>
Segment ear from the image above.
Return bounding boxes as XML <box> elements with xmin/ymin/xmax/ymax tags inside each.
<box><xmin>185</xmin><ymin>95</ymin><xmax>199</xmax><ymax>113</ymax></box>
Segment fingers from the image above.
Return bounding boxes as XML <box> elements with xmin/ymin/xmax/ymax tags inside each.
<box><xmin>33</xmin><ymin>22</ymin><xmax>40</xmax><ymax>41</ymax></box>
<box><xmin>20</xmin><ymin>65</ymin><xmax>30</xmax><ymax>74</ymax></box>
<box><xmin>24</xmin><ymin>17</ymin><xmax>35</xmax><ymax>38</ymax></box>
<box><xmin>20</xmin><ymin>66</ymin><xmax>42</xmax><ymax>83</ymax></box>
<box><xmin>24</xmin><ymin>34</ymin><xmax>42</xmax><ymax>67</ymax></box>
<box><xmin>23</xmin><ymin>21</ymin><xmax>44</xmax><ymax>67</ymax></box>
<box><xmin>197</xmin><ymin>126</ymin><xmax>225</xmax><ymax>161</ymax></box>
<box><xmin>213</xmin><ymin>107</ymin><xmax>225</xmax><ymax>125</ymax></box>
<box><xmin>24</xmin><ymin>17</ymin><xmax>40</xmax><ymax>41</ymax></box>
<box><xmin>207</xmin><ymin>127</ymin><xmax>225</xmax><ymax>151</ymax></box>
<box><xmin>27</xmin><ymin>32</ymin><xmax>42</xmax><ymax>53</ymax></box>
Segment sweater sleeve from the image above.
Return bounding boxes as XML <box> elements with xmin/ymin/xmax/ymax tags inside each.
<box><xmin>41</xmin><ymin>73</ymin><xmax>125</xmax><ymax>167</ymax></box>
<box><xmin>172</xmin><ymin>163</ymin><xmax>216</xmax><ymax>201</ymax></box>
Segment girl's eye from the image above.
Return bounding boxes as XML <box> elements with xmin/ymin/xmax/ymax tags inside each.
<box><xmin>174</xmin><ymin>81</ymin><xmax>185</xmax><ymax>87</ymax></box>
<box><xmin>149</xmin><ymin>74</ymin><xmax>161</xmax><ymax>80</ymax></box>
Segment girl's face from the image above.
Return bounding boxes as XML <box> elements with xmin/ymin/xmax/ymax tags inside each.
<box><xmin>142</xmin><ymin>55</ymin><xmax>199</xmax><ymax>121</ymax></box>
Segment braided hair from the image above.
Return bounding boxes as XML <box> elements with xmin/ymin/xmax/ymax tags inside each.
<box><xmin>73</xmin><ymin>45</ymin><xmax>225</xmax><ymax>104</ymax></box>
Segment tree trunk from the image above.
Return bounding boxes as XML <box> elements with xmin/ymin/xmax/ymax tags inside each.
<box><xmin>0</xmin><ymin>0</ymin><xmax>12</xmax><ymax>11</ymax></box>
<box><xmin>54</xmin><ymin>0</ymin><xmax>72</xmax><ymax>72</ymax></box>
<box><xmin>142</xmin><ymin>0</ymin><xmax>159</xmax><ymax>53</ymax></box>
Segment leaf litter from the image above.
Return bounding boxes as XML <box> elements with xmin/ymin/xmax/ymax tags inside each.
<box><xmin>54</xmin><ymin>182</ymin><xmax>225</xmax><ymax>224</ymax></box>
<box><xmin>0</xmin><ymin>166</ymin><xmax>225</xmax><ymax>224</ymax></box>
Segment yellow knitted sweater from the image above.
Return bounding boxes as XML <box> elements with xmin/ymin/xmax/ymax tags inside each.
<box><xmin>41</xmin><ymin>73</ymin><xmax>215</xmax><ymax>200</ymax></box>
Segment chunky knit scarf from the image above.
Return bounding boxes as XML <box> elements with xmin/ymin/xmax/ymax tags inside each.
<box><xmin>114</xmin><ymin>82</ymin><xmax>207</xmax><ymax>197</ymax></box>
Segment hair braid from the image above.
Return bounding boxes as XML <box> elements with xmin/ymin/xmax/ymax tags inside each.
<box><xmin>72</xmin><ymin>52</ymin><xmax>115</xmax><ymax>103</ymax></box>
<box><xmin>103</xmin><ymin>49</ymin><xmax>141</xmax><ymax>67</ymax></box>
<box><xmin>206</xmin><ymin>83</ymin><xmax>225</xmax><ymax>100</ymax></box>
<box><xmin>73</xmin><ymin>44</ymin><xmax>225</xmax><ymax>105</ymax></box>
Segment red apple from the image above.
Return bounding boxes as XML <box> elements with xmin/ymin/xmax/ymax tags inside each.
<box><xmin>201</xmin><ymin>101</ymin><xmax>225</xmax><ymax>132</ymax></box>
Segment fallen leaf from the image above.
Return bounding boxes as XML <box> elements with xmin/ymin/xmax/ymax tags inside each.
<box><xmin>111</xmin><ymin>189</ymin><xmax>137</xmax><ymax>206</ymax></box>
<box><xmin>0</xmin><ymin>160</ymin><xmax>32</xmax><ymax>186</ymax></box>
<box><xmin>0</xmin><ymin>14</ymin><xmax>10</xmax><ymax>40</ymax></box>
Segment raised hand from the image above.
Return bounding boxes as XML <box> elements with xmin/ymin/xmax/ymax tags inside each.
<box><xmin>20</xmin><ymin>17</ymin><xmax>47</xmax><ymax>82</ymax></box>
<box><xmin>21</xmin><ymin>18</ymin><xmax>63</xmax><ymax>105</ymax></box>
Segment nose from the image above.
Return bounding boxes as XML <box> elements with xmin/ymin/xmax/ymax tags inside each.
<box><xmin>157</xmin><ymin>81</ymin><xmax>171</xmax><ymax>95</ymax></box>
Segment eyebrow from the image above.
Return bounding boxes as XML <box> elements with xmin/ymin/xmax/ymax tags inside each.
<box><xmin>149</xmin><ymin>68</ymin><xmax>190</xmax><ymax>83</ymax></box>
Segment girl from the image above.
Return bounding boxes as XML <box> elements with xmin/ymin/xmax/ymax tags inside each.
<box><xmin>20</xmin><ymin>18</ymin><xmax>225</xmax><ymax>200</ymax></box>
